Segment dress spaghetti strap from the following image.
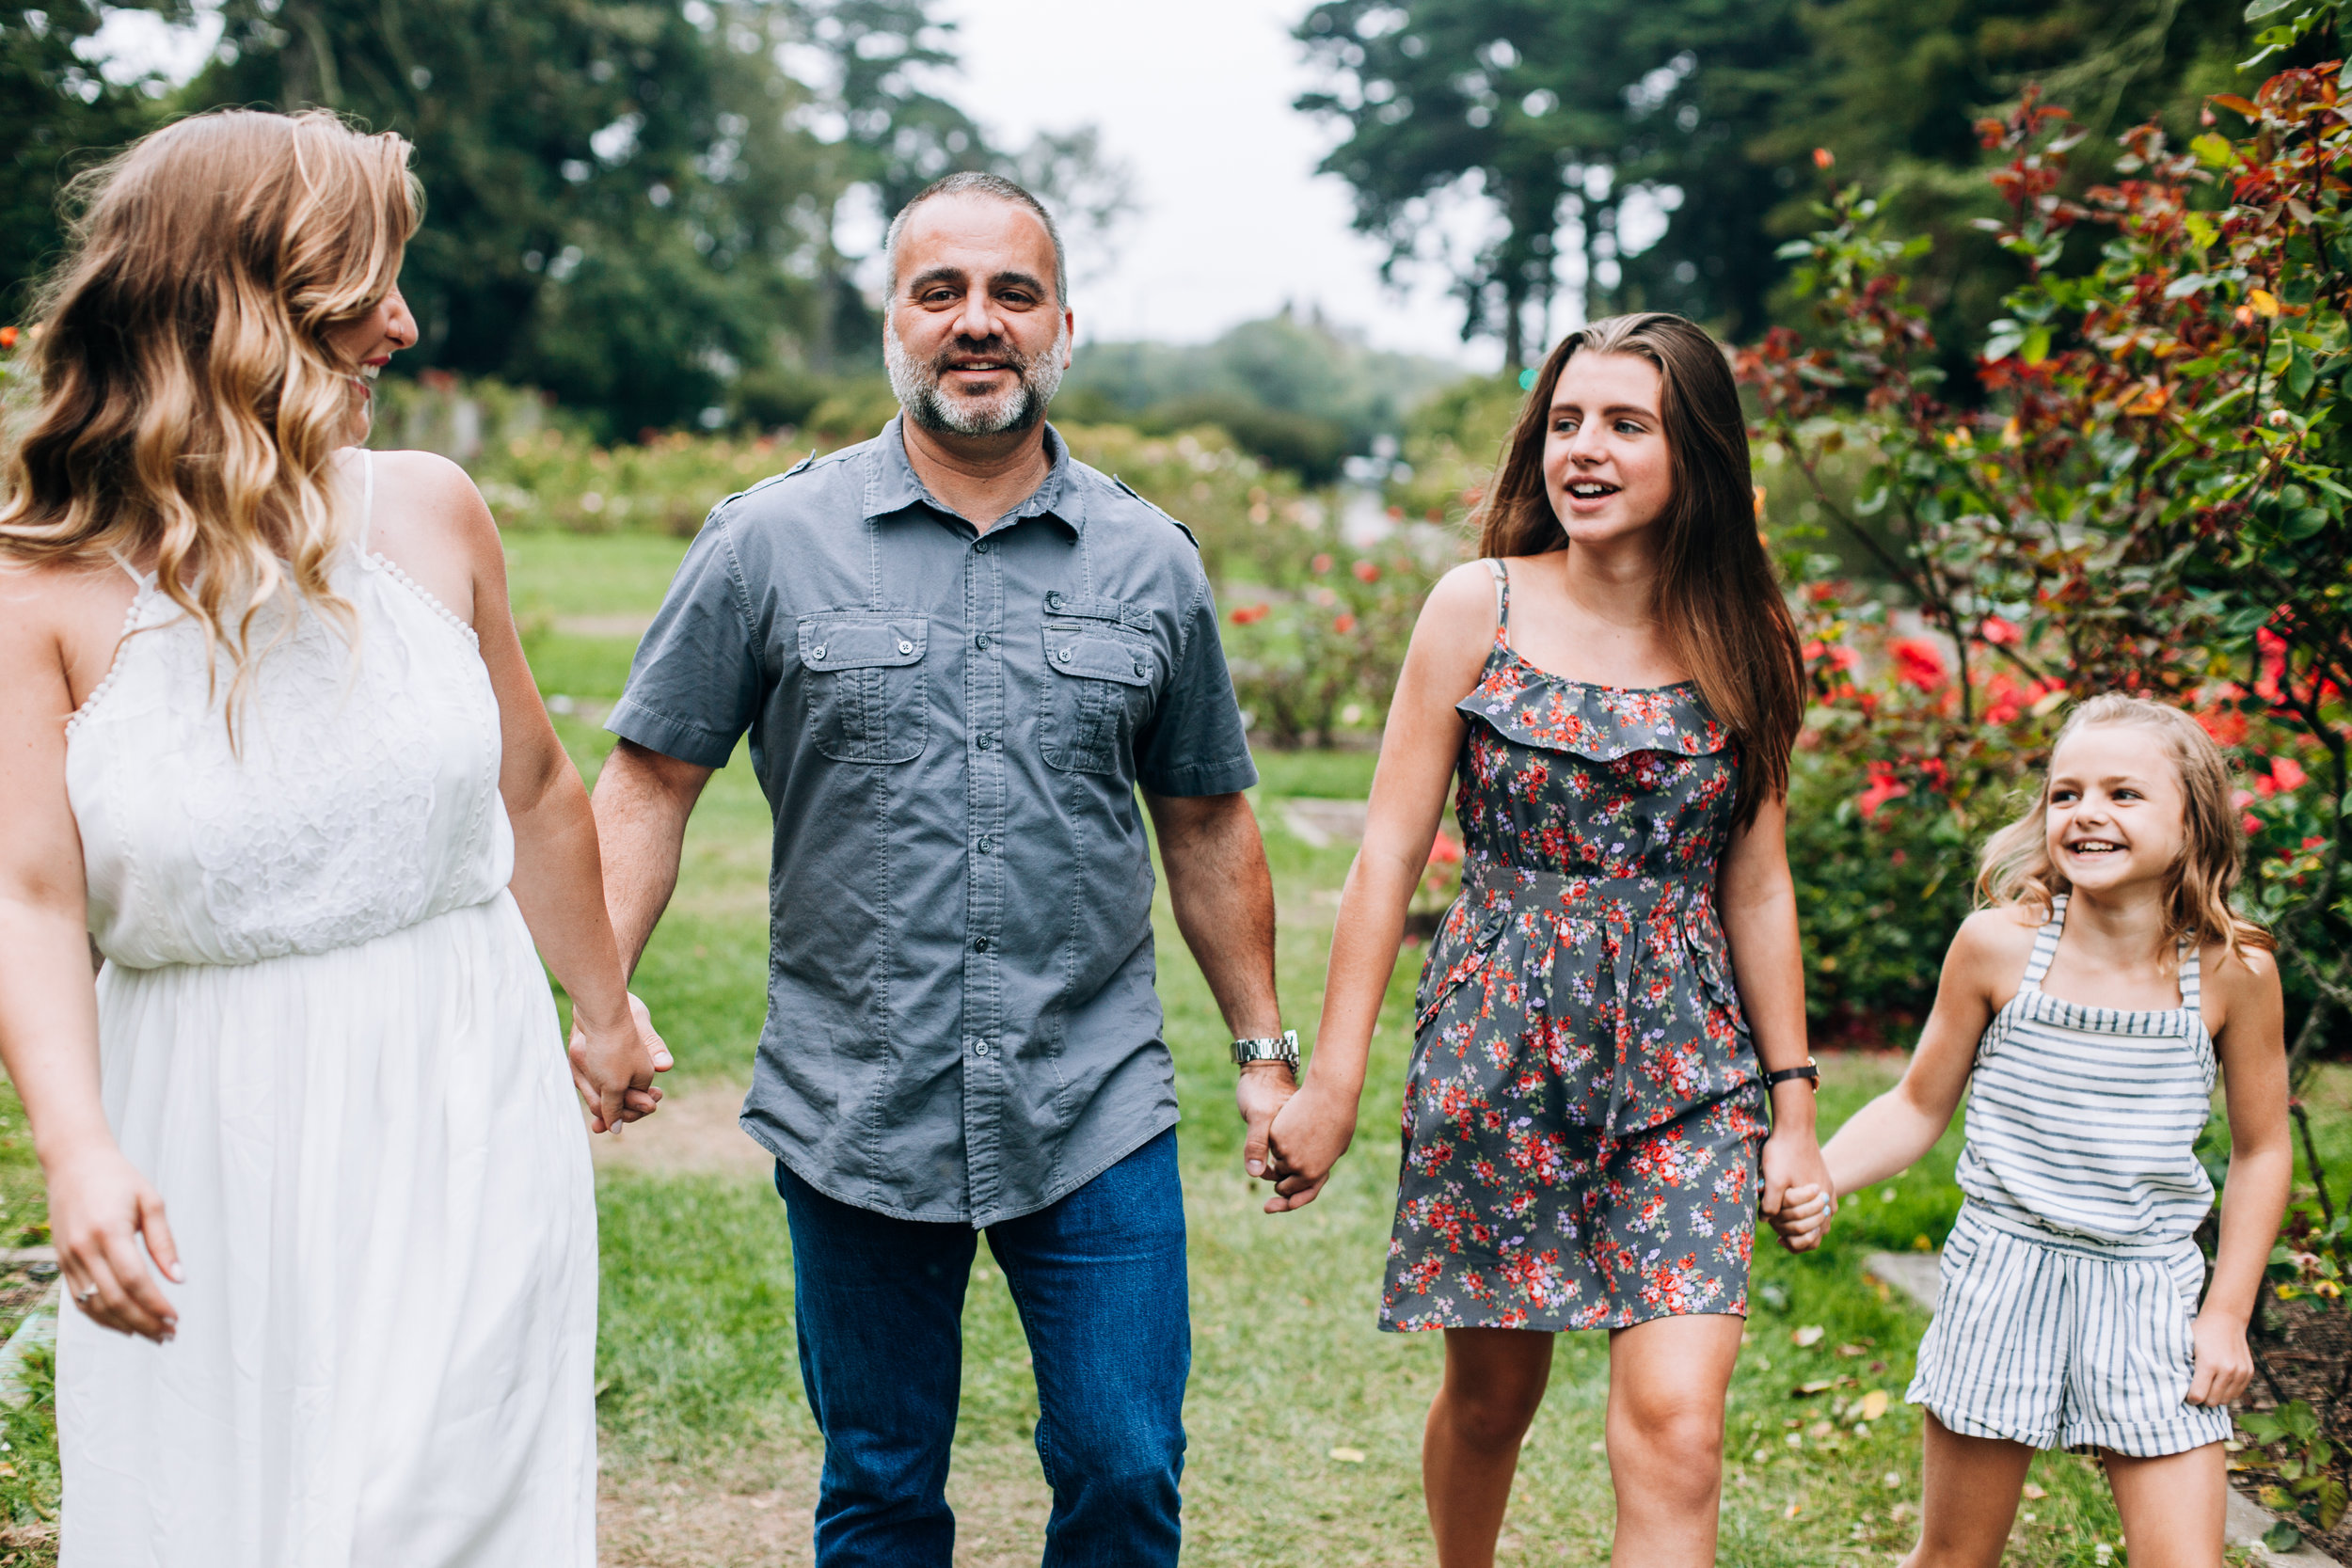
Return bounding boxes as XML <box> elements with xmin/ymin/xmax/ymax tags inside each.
<box><xmin>2016</xmin><ymin>893</ymin><xmax>2067</xmax><ymax>992</ymax></box>
<box><xmin>2175</xmin><ymin>935</ymin><xmax>2201</xmax><ymax>1015</ymax></box>
<box><xmin>1483</xmin><ymin>558</ymin><xmax>1511</xmax><ymax>643</ymax></box>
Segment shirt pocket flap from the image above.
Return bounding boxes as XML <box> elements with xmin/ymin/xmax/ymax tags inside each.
<box><xmin>1041</xmin><ymin>591</ymin><xmax>1153</xmax><ymax>634</ymax></box>
<box><xmin>799</xmin><ymin>614</ymin><xmax>928</xmax><ymax>671</ymax></box>
<box><xmin>1045</xmin><ymin>625</ymin><xmax>1155</xmax><ymax>686</ymax></box>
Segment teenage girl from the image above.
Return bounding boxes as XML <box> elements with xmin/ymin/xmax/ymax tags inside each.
<box><xmin>1772</xmin><ymin>694</ymin><xmax>2292</xmax><ymax>1567</ymax></box>
<box><xmin>1263</xmin><ymin>313</ymin><xmax>1830</xmax><ymax>1567</ymax></box>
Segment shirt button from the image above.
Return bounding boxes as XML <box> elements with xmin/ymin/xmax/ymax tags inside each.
<box><xmin>973</xmin><ymin>936</ymin><xmax>992</xmax><ymax>952</ymax></box>
<box><xmin>977</xmin><ymin>835</ymin><xmax>996</xmax><ymax>853</ymax></box>
<box><xmin>974</xmin><ymin>540</ymin><xmax>991</xmax><ymax>554</ymax></box>
<box><xmin>1134</xmin><ymin>658</ymin><xmax>1149</xmax><ymax>677</ymax></box>
<box><xmin>975</xmin><ymin>632</ymin><xmax>990</xmax><ymax>650</ymax></box>
<box><xmin>1045</xmin><ymin>590</ymin><xmax>1065</xmax><ymax>610</ymax></box>
<box><xmin>810</xmin><ymin>645</ymin><xmax>826</xmax><ymax>659</ymax></box>
<box><xmin>1055</xmin><ymin>647</ymin><xmax>1073</xmax><ymax>663</ymax></box>
<box><xmin>898</xmin><ymin>639</ymin><xmax>914</xmax><ymax>655</ymax></box>
<box><xmin>977</xmin><ymin>732</ymin><xmax>996</xmax><ymax>751</ymax></box>
<box><xmin>972</xmin><ymin>1039</ymin><xmax>992</xmax><ymax>1056</ymax></box>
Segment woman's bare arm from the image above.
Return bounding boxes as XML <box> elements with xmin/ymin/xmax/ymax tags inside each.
<box><xmin>1717</xmin><ymin>798</ymin><xmax>1834</xmax><ymax>1235</ymax></box>
<box><xmin>0</xmin><ymin>568</ymin><xmax>180</xmax><ymax>1340</ymax></box>
<box><xmin>1262</xmin><ymin>562</ymin><xmax>1494</xmax><ymax>1212</ymax></box>
<box><xmin>371</xmin><ymin>453</ymin><xmax>666</xmax><ymax>1130</ymax></box>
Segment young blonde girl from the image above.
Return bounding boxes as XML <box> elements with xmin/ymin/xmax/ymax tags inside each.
<box><xmin>1772</xmin><ymin>695</ymin><xmax>2291</xmax><ymax>1567</ymax></box>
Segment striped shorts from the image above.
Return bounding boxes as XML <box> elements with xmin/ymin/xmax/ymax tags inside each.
<box><xmin>1907</xmin><ymin>1204</ymin><xmax>2235</xmax><ymax>1457</ymax></box>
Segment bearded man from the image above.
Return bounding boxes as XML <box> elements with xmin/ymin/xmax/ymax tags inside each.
<box><xmin>586</xmin><ymin>173</ymin><xmax>1294</xmax><ymax>1566</ymax></box>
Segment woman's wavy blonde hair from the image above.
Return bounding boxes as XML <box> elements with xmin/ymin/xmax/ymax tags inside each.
<box><xmin>1</xmin><ymin>108</ymin><xmax>420</xmax><ymax>714</ymax></box>
<box><xmin>1979</xmin><ymin>693</ymin><xmax>2273</xmax><ymax>960</ymax></box>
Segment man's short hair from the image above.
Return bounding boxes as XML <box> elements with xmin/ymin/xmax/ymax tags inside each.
<box><xmin>882</xmin><ymin>172</ymin><xmax>1068</xmax><ymax>309</ymax></box>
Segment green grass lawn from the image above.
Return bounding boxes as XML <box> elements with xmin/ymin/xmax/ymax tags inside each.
<box><xmin>7</xmin><ymin>530</ymin><xmax>2342</xmax><ymax>1563</ymax></box>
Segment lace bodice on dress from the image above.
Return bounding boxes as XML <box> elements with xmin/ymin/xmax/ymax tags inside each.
<box><xmin>65</xmin><ymin>456</ymin><xmax>513</xmax><ymax>969</ymax></box>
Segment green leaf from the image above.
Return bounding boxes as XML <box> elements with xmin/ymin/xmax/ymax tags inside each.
<box><xmin>2290</xmin><ymin>345</ymin><xmax>2317</xmax><ymax>399</ymax></box>
<box><xmin>2317</xmin><ymin>1473</ymin><xmax>2350</xmax><ymax>1532</ymax></box>
<box><xmin>2192</xmin><ymin>132</ymin><xmax>2234</xmax><ymax>167</ymax></box>
<box><xmin>2022</xmin><ymin>325</ymin><xmax>2053</xmax><ymax>365</ymax></box>
<box><xmin>2245</xmin><ymin>0</ymin><xmax>2305</xmax><ymax>18</ymax></box>
<box><xmin>2265</xmin><ymin>1519</ymin><xmax>2306</xmax><ymax>1553</ymax></box>
<box><xmin>1774</xmin><ymin>238</ymin><xmax>1817</xmax><ymax>261</ymax></box>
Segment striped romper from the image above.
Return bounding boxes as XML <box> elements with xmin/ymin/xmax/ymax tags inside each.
<box><xmin>1908</xmin><ymin>893</ymin><xmax>2234</xmax><ymax>1456</ymax></box>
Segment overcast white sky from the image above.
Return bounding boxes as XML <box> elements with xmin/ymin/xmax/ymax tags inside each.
<box><xmin>87</xmin><ymin>0</ymin><xmax>1507</xmax><ymax>365</ymax></box>
<box><xmin>945</xmin><ymin>0</ymin><xmax>1497</xmax><ymax>365</ymax></box>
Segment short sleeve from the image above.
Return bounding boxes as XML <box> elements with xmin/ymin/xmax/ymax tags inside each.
<box><xmin>1136</xmin><ymin>571</ymin><xmax>1258</xmax><ymax>797</ymax></box>
<box><xmin>605</xmin><ymin>512</ymin><xmax>763</xmax><ymax>768</ymax></box>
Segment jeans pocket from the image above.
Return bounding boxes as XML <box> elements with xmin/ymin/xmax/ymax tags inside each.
<box><xmin>1040</xmin><ymin>620</ymin><xmax>1156</xmax><ymax>773</ymax></box>
<box><xmin>799</xmin><ymin>611</ymin><xmax>929</xmax><ymax>764</ymax></box>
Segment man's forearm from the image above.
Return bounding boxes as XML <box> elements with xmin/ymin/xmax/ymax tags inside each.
<box><xmin>589</xmin><ymin>740</ymin><xmax>709</xmax><ymax>977</ymax></box>
<box><xmin>1152</xmin><ymin>794</ymin><xmax>1280</xmax><ymax>1038</ymax></box>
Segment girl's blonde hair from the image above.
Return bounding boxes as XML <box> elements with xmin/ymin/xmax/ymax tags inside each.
<box><xmin>1978</xmin><ymin>693</ymin><xmax>2274</xmax><ymax>959</ymax></box>
<box><xmin>1</xmin><ymin>108</ymin><xmax>420</xmax><ymax>709</ymax></box>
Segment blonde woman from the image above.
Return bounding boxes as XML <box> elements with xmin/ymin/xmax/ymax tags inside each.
<box><xmin>0</xmin><ymin>111</ymin><xmax>663</xmax><ymax>1563</ymax></box>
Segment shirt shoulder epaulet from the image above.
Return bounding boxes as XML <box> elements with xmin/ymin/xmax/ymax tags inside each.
<box><xmin>1109</xmin><ymin>475</ymin><xmax>1201</xmax><ymax>552</ymax></box>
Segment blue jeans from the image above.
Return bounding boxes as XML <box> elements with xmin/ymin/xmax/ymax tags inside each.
<box><xmin>776</xmin><ymin>1129</ymin><xmax>1188</xmax><ymax>1567</ymax></box>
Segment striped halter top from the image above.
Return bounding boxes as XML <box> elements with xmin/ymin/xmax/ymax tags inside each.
<box><xmin>1955</xmin><ymin>894</ymin><xmax>2217</xmax><ymax>1251</ymax></box>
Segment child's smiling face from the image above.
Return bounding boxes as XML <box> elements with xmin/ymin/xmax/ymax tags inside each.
<box><xmin>2043</xmin><ymin>723</ymin><xmax>2189</xmax><ymax>895</ymax></box>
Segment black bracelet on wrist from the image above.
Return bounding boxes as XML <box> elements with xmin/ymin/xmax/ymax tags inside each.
<box><xmin>1763</xmin><ymin>1057</ymin><xmax>1820</xmax><ymax>1088</ymax></box>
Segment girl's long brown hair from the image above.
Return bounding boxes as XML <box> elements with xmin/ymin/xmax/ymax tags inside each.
<box><xmin>1979</xmin><ymin>694</ymin><xmax>2274</xmax><ymax>960</ymax></box>
<box><xmin>1</xmin><ymin>109</ymin><xmax>420</xmax><ymax>715</ymax></box>
<box><xmin>1474</xmin><ymin>312</ymin><xmax>1804</xmax><ymax>829</ymax></box>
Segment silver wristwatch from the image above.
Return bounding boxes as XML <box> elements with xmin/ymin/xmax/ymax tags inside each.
<box><xmin>1231</xmin><ymin>1029</ymin><xmax>1299</xmax><ymax>1073</ymax></box>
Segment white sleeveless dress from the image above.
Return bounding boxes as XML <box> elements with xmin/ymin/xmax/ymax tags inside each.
<box><xmin>57</xmin><ymin>454</ymin><xmax>596</xmax><ymax>1566</ymax></box>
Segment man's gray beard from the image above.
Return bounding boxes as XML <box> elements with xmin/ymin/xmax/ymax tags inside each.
<box><xmin>884</xmin><ymin>317</ymin><xmax>1068</xmax><ymax>436</ymax></box>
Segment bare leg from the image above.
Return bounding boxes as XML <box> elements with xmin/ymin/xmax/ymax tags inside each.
<box><xmin>1423</xmin><ymin>1327</ymin><xmax>1555</xmax><ymax>1568</ymax></box>
<box><xmin>1900</xmin><ymin>1411</ymin><xmax>2034</xmax><ymax>1568</ymax></box>
<box><xmin>1604</xmin><ymin>1314</ymin><xmax>1744</xmax><ymax>1566</ymax></box>
<box><xmin>2105</xmin><ymin>1444</ymin><xmax>2226</xmax><ymax>1568</ymax></box>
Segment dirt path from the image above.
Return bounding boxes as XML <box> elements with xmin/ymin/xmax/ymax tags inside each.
<box><xmin>591</xmin><ymin>1080</ymin><xmax>1056</xmax><ymax>1565</ymax></box>
<box><xmin>589</xmin><ymin>1076</ymin><xmax>771</xmax><ymax>1178</ymax></box>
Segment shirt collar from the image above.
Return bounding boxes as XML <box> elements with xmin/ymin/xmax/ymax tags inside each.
<box><xmin>864</xmin><ymin>413</ymin><xmax>1084</xmax><ymax>535</ymax></box>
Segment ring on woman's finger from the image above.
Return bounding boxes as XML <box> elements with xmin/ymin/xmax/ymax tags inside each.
<box><xmin>74</xmin><ymin>1285</ymin><xmax>98</xmax><ymax>1304</ymax></box>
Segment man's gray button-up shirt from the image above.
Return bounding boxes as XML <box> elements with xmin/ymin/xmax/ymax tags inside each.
<box><xmin>607</xmin><ymin>418</ymin><xmax>1258</xmax><ymax>1226</ymax></box>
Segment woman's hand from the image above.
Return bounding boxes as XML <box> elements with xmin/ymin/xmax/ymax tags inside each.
<box><xmin>1263</xmin><ymin>1076</ymin><xmax>1359</xmax><ymax>1214</ymax></box>
<box><xmin>568</xmin><ymin>992</ymin><xmax>671</xmax><ymax>1133</ymax></box>
<box><xmin>49</xmin><ymin>1141</ymin><xmax>181</xmax><ymax>1341</ymax></box>
<box><xmin>2186</xmin><ymin>1311</ymin><xmax>2255</xmax><ymax>1407</ymax></box>
<box><xmin>1759</xmin><ymin>1117</ymin><xmax>1835</xmax><ymax>1252</ymax></box>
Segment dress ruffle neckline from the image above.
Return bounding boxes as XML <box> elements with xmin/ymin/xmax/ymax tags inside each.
<box><xmin>1456</xmin><ymin>646</ymin><xmax>1731</xmax><ymax>762</ymax></box>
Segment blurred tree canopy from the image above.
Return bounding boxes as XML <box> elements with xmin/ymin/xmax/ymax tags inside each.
<box><xmin>0</xmin><ymin>2</ymin><xmax>180</xmax><ymax>306</ymax></box>
<box><xmin>1298</xmin><ymin>0</ymin><xmax>2263</xmax><ymax>365</ymax></box>
<box><xmin>0</xmin><ymin>0</ymin><xmax>1128</xmax><ymax>440</ymax></box>
<box><xmin>1059</xmin><ymin>307</ymin><xmax>1457</xmax><ymax>483</ymax></box>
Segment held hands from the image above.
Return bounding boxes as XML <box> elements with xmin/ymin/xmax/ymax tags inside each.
<box><xmin>1235</xmin><ymin>1061</ymin><xmax>1296</xmax><ymax>1183</ymax></box>
<box><xmin>51</xmin><ymin>1141</ymin><xmax>182</xmax><ymax>1342</ymax></box>
<box><xmin>1262</xmin><ymin>1076</ymin><xmax>1358</xmax><ymax>1213</ymax></box>
<box><xmin>2186</xmin><ymin>1311</ymin><xmax>2256</xmax><ymax>1408</ymax></box>
<box><xmin>568</xmin><ymin>991</ymin><xmax>673</xmax><ymax>1133</ymax></box>
<box><xmin>1759</xmin><ymin>1119</ymin><xmax>1837</xmax><ymax>1254</ymax></box>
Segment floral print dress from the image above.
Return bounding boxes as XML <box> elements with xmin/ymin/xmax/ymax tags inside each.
<box><xmin>1380</xmin><ymin>561</ymin><xmax>1770</xmax><ymax>1334</ymax></box>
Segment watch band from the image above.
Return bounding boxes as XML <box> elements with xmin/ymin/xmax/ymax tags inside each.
<box><xmin>1763</xmin><ymin>1056</ymin><xmax>1820</xmax><ymax>1088</ymax></box>
<box><xmin>1231</xmin><ymin>1029</ymin><xmax>1299</xmax><ymax>1071</ymax></box>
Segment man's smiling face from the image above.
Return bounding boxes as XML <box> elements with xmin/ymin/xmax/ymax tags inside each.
<box><xmin>883</xmin><ymin>193</ymin><xmax>1072</xmax><ymax>437</ymax></box>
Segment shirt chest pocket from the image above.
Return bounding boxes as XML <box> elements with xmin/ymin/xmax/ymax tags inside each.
<box><xmin>798</xmin><ymin>613</ymin><xmax>929</xmax><ymax>764</ymax></box>
<box><xmin>1039</xmin><ymin>596</ymin><xmax>1159</xmax><ymax>775</ymax></box>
